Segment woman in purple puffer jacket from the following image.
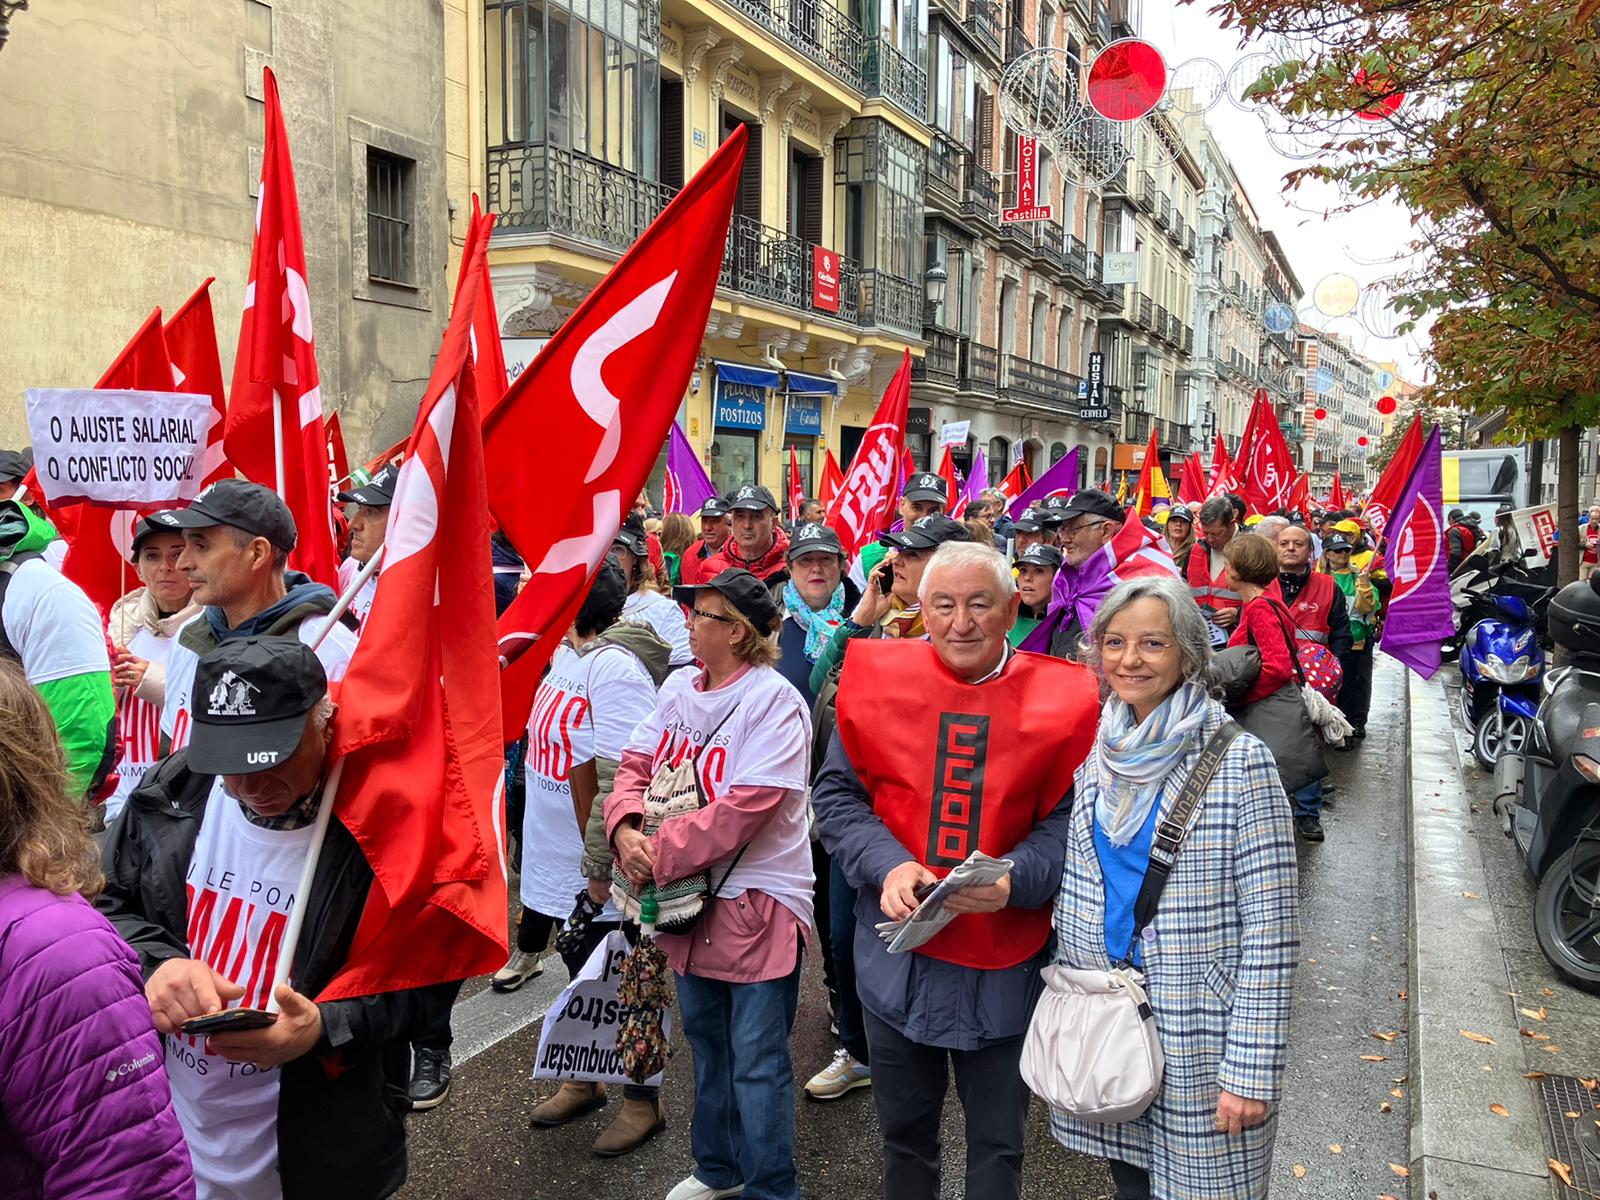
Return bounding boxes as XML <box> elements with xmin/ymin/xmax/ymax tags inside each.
<box><xmin>0</xmin><ymin>661</ymin><xmax>194</xmax><ymax>1199</ymax></box>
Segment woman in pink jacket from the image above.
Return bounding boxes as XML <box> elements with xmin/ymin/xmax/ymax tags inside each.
<box><xmin>0</xmin><ymin>661</ymin><xmax>194</xmax><ymax>1200</ymax></box>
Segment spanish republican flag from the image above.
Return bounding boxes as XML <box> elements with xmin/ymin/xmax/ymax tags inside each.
<box><xmin>1131</xmin><ymin>430</ymin><xmax>1171</xmax><ymax>517</ymax></box>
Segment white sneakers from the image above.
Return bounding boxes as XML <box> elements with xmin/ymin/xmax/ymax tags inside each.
<box><xmin>804</xmin><ymin>1048</ymin><xmax>872</xmax><ymax>1101</ymax></box>
<box><xmin>663</xmin><ymin>1177</ymin><xmax>743</xmax><ymax>1200</ymax></box>
<box><xmin>490</xmin><ymin>949</ymin><xmax>544</xmax><ymax>992</ymax></box>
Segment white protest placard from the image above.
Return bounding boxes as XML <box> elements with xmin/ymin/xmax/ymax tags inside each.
<box><xmin>24</xmin><ymin>389</ymin><xmax>217</xmax><ymax>507</ymax></box>
<box><xmin>939</xmin><ymin>419</ymin><xmax>971</xmax><ymax>448</ymax></box>
<box><xmin>1509</xmin><ymin>502</ymin><xmax>1558</xmax><ymax>567</ymax></box>
<box><xmin>533</xmin><ymin>932</ymin><xmax>669</xmax><ymax>1087</ymax></box>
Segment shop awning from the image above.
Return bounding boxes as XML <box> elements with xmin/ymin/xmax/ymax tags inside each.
<box><xmin>713</xmin><ymin>360</ymin><xmax>783</xmax><ymax>390</ymax></box>
<box><xmin>784</xmin><ymin>371</ymin><xmax>840</xmax><ymax>396</ymax></box>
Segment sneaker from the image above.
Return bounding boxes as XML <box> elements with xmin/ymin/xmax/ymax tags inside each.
<box><xmin>491</xmin><ymin>949</ymin><xmax>544</xmax><ymax>992</ymax></box>
<box><xmin>1295</xmin><ymin>815</ymin><xmax>1326</xmax><ymax>843</ymax></box>
<box><xmin>409</xmin><ymin>1047</ymin><xmax>451</xmax><ymax>1110</ymax></box>
<box><xmin>804</xmin><ymin>1048</ymin><xmax>872</xmax><ymax>1101</ymax></box>
<box><xmin>664</xmin><ymin>1177</ymin><xmax>743</xmax><ymax>1200</ymax></box>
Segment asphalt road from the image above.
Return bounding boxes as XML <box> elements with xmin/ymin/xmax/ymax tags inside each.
<box><xmin>399</xmin><ymin>664</ymin><xmax>1415</xmax><ymax>1200</ymax></box>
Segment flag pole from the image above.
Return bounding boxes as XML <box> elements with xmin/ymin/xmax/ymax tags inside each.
<box><xmin>311</xmin><ymin>544</ymin><xmax>386</xmax><ymax>649</ymax></box>
<box><xmin>264</xmin><ymin>754</ymin><xmax>346</xmax><ymax>1010</ymax></box>
<box><xmin>272</xmin><ymin>393</ymin><xmax>287</xmax><ymax>503</ymax></box>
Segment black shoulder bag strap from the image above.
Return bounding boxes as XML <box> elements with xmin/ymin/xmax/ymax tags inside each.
<box><xmin>0</xmin><ymin>552</ymin><xmax>45</xmax><ymax>662</ymax></box>
<box><xmin>1118</xmin><ymin>720</ymin><xmax>1245</xmax><ymax>968</ymax></box>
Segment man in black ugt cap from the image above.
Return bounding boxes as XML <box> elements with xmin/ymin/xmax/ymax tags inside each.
<box><xmin>153</xmin><ymin>479</ymin><xmax>359</xmax><ymax>757</ymax></box>
<box><xmin>335</xmin><ymin>464</ymin><xmax>398</xmax><ymax>630</ymax></box>
<box><xmin>97</xmin><ymin>638</ymin><xmax>426</xmax><ymax>1200</ymax></box>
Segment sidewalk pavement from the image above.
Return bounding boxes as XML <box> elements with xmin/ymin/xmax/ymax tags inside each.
<box><xmin>1408</xmin><ymin>668</ymin><xmax>1553</xmax><ymax>1197</ymax></box>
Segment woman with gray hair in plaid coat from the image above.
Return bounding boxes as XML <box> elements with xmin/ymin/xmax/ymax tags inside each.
<box><xmin>1048</xmin><ymin>576</ymin><xmax>1299</xmax><ymax>1199</ymax></box>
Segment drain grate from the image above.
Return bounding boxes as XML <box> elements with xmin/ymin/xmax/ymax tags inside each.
<box><xmin>1538</xmin><ymin>1075</ymin><xmax>1600</xmax><ymax>1197</ymax></box>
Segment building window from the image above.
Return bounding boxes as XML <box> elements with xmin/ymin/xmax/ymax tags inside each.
<box><xmin>366</xmin><ymin>149</ymin><xmax>415</xmax><ymax>287</ymax></box>
<box><xmin>833</xmin><ymin>118</ymin><xmax>927</xmax><ymax>282</ymax></box>
<box><xmin>988</xmin><ymin>437</ymin><xmax>1009</xmax><ymax>485</ymax></box>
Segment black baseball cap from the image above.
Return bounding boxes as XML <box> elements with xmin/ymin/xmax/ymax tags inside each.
<box><xmin>880</xmin><ymin>514</ymin><xmax>973</xmax><ymax>552</ymax></box>
<box><xmin>129</xmin><ymin>516</ymin><xmax>185</xmax><ymax>561</ymax></box>
<box><xmin>1166</xmin><ymin>505</ymin><xmax>1194</xmax><ymax>525</ymax></box>
<box><xmin>726</xmin><ymin>483</ymin><xmax>778</xmax><ymax>512</ymax></box>
<box><xmin>613</xmin><ymin>513</ymin><xmax>649</xmax><ymax>557</ymax></box>
<box><xmin>1012</xmin><ymin>509</ymin><xmax>1045</xmax><ymax>534</ymax></box>
<box><xmin>187</xmin><ymin>638</ymin><xmax>326</xmax><ymax>776</ymax></box>
<box><xmin>1016</xmin><ymin>542</ymin><xmax>1064</xmax><ymax>569</ymax></box>
<box><xmin>153</xmin><ymin>479</ymin><xmax>298</xmax><ymax>552</ymax></box>
<box><xmin>787</xmin><ymin>522</ymin><xmax>844</xmax><ymax>561</ymax></box>
<box><xmin>699</xmin><ymin>497</ymin><xmax>731</xmax><ymax>519</ymax></box>
<box><xmin>0</xmin><ymin>448</ymin><xmax>31</xmax><ymax>483</ymax></box>
<box><xmin>336</xmin><ymin>464</ymin><xmax>398</xmax><ymax>507</ymax></box>
<box><xmin>902</xmin><ymin>472</ymin><xmax>949</xmax><ymax>504</ymax></box>
<box><xmin>674</xmin><ymin>568</ymin><xmax>781</xmax><ymax>636</ymax></box>
<box><xmin>1324</xmin><ymin>534</ymin><xmax>1355</xmax><ymax>553</ymax></box>
<box><xmin>577</xmin><ymin>556</ymin><xmax>628</xmax><ymax>633</ymax></box>
<box><xmin>1055</xmin><ymin>489</ymin><xmax>1125</xmax><ymax>524</ymax></box>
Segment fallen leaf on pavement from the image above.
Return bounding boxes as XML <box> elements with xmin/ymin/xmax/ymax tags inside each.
<box><xmin>1525</xmin><ymin>1071</ymin><xmax>1548</xmax><ymax>1080</ymax></box>
<box><xmin>1550</xmin><ymin>1159</ymin><xmax>1575</xmax><ymax>1187</ymax></box>
<box><xmin>1291</xmin><ymin>1164</ymin><xmax>1306</xmax><ymax>1179</ymax></box>
<box><xmin>1544</xmin><ymin>1045</ymin><xmax>1565</xmax><ymax>1054</ymax></box>
<box><xmin>1542</xmin><ymin>987</ymin><xmax>1556</xmax><ymax>997</ymax></box>
<box><xmin>1522</xmin><ymin>1028</ymin><xmax>1552</xmax><ymax>1041</ymax></box>
<box><xmin>1582</xmin><ymin>1078</ymin><xmax>1598</xmax><ymax>1090</ymax></box>
<box><xmin>1379</xmin><ymin>1101</ymin><xmax>1393</xmax><ymax>1113</ymax></box>
<box><xmin>1389</xmin><ymin>1163</ymin><xmax>1410</xmax><ymax>1178</ymax></box>
<box><xmin>1565</xmin><ymin>1111</ymin><xmax>1581</xmax><ymax>1119</ymax></box>
<box><xmin>1521</xmin><ymin>1006</ymin><xmax>1549</xmax><ymax>1021</ymax></box>
<box><xmin>1462</xmin><ymin>890</ymin><xmax>1480</xmax><ymax>899</ymax></box>
<box><xmin>1329</xmin><ymin>1144</ymin><xmax>1342</xmax><ymax>1153</ymax></box>
<box><xmin>1371</xmin><ymin>1031</ymin><xmax>1400</xmax><ymax>1042</ymax></box>
<box><xmin>1460</xmin><ymin>1029</ymin><xmax>1497</xmax><ymax>1044</ymax></box>
<box><xmin>1490</xmin><ymin>1103</ymin><xmax>1510</xmax><ymax>1118</ymax></box>
<box><xmin>1361</xmin><ymin>1054</ymin><xmax>1388</xmax><ymax>1062</ymax></box>
<box><xmin>1392</xmin><ymin>1088</ymin><xmax>1405</xmax><ymax>1098</ymax></box>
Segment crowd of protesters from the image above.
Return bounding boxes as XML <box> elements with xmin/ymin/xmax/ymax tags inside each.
<box><xmin>0</xmin><ymin>429</ymin><xmax>1438</xmax><ymax>1200</ymax></box>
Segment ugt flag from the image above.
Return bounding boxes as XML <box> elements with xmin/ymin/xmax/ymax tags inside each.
<box><xmin>1378</xmin><ymin>425</ymin><xmax>1454</xmax><ymax>679</ymax></box>
<box><xmin>827</xmin><ymin>350</ymin><xmax>912</xmax><ymax>559</ymax></box>
<box><xmin>665</xmin><ymin>421</ymin><xmax>716</xmax><ymax>514</ymax></box>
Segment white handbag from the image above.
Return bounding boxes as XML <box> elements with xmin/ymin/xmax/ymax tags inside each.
<box><xmin>1021</xmin><ymin>722</ymin><xmax>1242</xmax><ymax>1123</ymax></box>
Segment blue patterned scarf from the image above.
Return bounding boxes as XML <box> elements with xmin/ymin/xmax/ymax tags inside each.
<box><xmin>782</xmin><ymin>580</ymin><xmax>846</xmax><ymax>661</ymax></box>
<box><xmin>1093</xmin><ymin>681</ymin><xmax>1213</xmax><ymax>846</ymax></box>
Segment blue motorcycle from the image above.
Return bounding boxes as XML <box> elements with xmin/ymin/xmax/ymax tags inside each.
<box><xmin>1459</xmin><ymin>592</ymin><xmax>1549</xmax><ymax>770</ymax></box>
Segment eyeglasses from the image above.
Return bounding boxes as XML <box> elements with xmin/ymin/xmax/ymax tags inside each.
<box><xmin>1062</xmin><ymin>518</ymin><xmax>1109</xmax><ymax>537</ymax></box>
<box><xmin>1099</xmin><ymin>635</ymin><xmax>1176</xmax><ymax>657</ymax></box>
<box><xmin>690</xmin><ymin>607</ymin><xmax>738</xmax><ymax>625</ymax></box>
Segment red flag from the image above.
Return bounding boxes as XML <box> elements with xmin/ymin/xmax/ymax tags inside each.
<box><xmin>1328</xmin><ymin>470</ymin><xmax>1346</xmax><ymax>511</ymax></box>
<box><xmin>225</xmin><ymin>67</ymin><xmax>338</xmax><ymax>586</ymax></box>
<box><xmin>937</xmin><ymin>446</ymin><xmax>968</xmax><ymax>518</ymax></box>
<box><xmin>1287</xmin><ymin>472</ymin><xmax>1311</xmax><ymax>517</ymax></box>
<box><xmin>321</xmin><ymin>212</ymin><xmax>507</xmax><ymax>1000</ymax></box>
<box><xmin>1207</xmin><ymin>434</ymin><xmax>1235</xmax><ymax>500</ymax></box>
<box><xmin>787</xmin><ymin>445</ymin><xmax>804</xmax><ymax>522</ymax></box>
<box><xmin>1234</xmin><ymin>391</ymin><xmax>1297</xmax><ymax>515</ymax></box>
<box><xmin>460</xmin><ymin>195</ymin><xmax>510</xmax><ymax>415</ymax></box>
<box><xmin>486</xmin><ymin>126</ymin><xmax>747</xmax><ymax>738</ymax></box>
<box><xmin>57</xmin><ymin>310</ymin><xmax>175</xmax><ymax>617</ymax></box>
<box><xmin>1177</xmin><ymin>452</ymin><xmax>1207</xmax><ymax>505</ymax></box>
<box><xmin>827</xmin><ymin>351</ymin><xmax>912</xmax><ymax>558</ymax></box>
<box><xmin>325</xmin><ymin>413</ymin><xmax>349</xmax><ymax>491</ymax></box>
<box><xmin>998</xmin><ymin>460</ymin><xmax>1031</xmax><ymax>507</ymax></box>
<box><xmin>1365</xmin><ymin>414</ymin><xmax>1424</xmax><ymax>537</ymax></box>
<box><xmin>163</xmin><ymin>279</ymin><xmax>231</xmax><ymax>487</ymax></box>
<box><xmin>818</xmin><ymin>449</ymin><xmax>845</xmax><ymax>508</ymax></box>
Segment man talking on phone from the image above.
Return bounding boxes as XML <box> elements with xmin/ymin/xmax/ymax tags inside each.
<box><xmin>98</xmin><ymin>637</ymin><xmax>423</xmax><ymax>1200</ymax></box>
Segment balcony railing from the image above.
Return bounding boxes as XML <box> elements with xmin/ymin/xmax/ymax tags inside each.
<box><xmin>1135</xmin><ymin>170</ymin><xmax>1156</xmax><ymax>211</ymax></box>
<box><xmin>1125</xmin><ymin>410</ymin><xmax>1152</xmax><ymax>442</ymax></box>
<box><xmin>960</xmin><ymin>159</ymin><xmax>998</xmax><ymax>224</ymax></box>
<box><xmin>910</xmin><ymin>326</ymin><xmax>960</xmax><ymax>385</ymax></box>
<box><xmin>1286</xmin><ymin>423</ymin><xmax>1307</xmax><ymax>444</ymax></box>
<box><xmin>963</xmin><ymin>0</ymin><xmax>1003</xmax><ymax>60</ymax></box>
<box><xmin>1183</xmin><ymin>325</ymin><xmax>1194</xmax><ymax>353</ymax></box>
<box><xmin>928</xmin><ymin>131</ymin><xmax>965</xmax><ymax>204</ymax></box>
<box><xmin>719</xmin><ymin>212</ymin><xmax>864</xmax><ymax>324</ymax></box>
<box><xmin>1138</xmin><ymin>293</ymin><xmax>1154</xmax><ymax>329</ymax></box>
<box><xmin>862</xmin><ymin>38</ymin><xmax>927</xmax><ymax>119</ymax></box>
<box><xmin>726</xmin><ymin>0</ymin><xmax>866</xmax><ymax>92</ymax></box>
<box><xmin>857</xmin><ymin>268</ymin><xmax>921</xmax><ymax>338</ymax></box>
<box><xmin>1102</xmin><ymin>283</ymin><xmax>1126</xmax><ymax>314</ymax></box>
<box><xmin>1156</xmin><ymin>193</ymin><xmax>1171</xmax><ymax>229</ymax></box>
<box><xmin>487</xmin><ymin>143</ymin><xmax>671</xmax><ymax>251</ymax></box>
<box><xmin>1005</xmin><ymin>21</ymin><xmax>1032</xmax><ymax>61</ymax></box>
<box><xmin>1001</xmin><ymin>354</ymin><xmax>1082</xmax><ymax>410</ymax></box>
<box><xmin>960</xmin><ymin>340</ymin><xmax>1000</xmax><ymax>392</ymax></box>
<box><xmin>1155</xmin><ymin>304</ymin><xmax>1169</xmax><ymax>340</ymax></box>
<box><xmin>1000</xmin><ymin>219</ymin><xmax>1036</xmax><ymax>253</ymax></box>
<box><xmin>1103</xmin><ymin>383</ymin><xmax>1125</xmax><ymax>426</ymax></box>
<box><xmin>1036</xmin><ymin>220</ymin><xmax>1066</xmax><ymax>270</ymax></box>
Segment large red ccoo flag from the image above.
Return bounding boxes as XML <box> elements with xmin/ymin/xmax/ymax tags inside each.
<box><xmin>320</xmin><ymin>212</ymin><xmax>508</xmax><ymax>1000</ymax></box>
<box><xmin>486</xmin><ymin>126</ymin><xmax>748</xmax><ymax>737</ymax></box>
<box><xmin>827</xmin><ymin>351</ymin><xmax>912</xmax><ymax>558</ymax></box>
<box><xmin>1234</xmin><ymin>391</ymin><xmax>1298</xmax><ymax>515</ymax></box>
<box><xmin>225</xmin><ymin>67</ymin><xmax>339</xmax><ymax>586</ymax></box>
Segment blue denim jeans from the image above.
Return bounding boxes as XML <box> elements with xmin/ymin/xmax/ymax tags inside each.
<box><xmin>829</xmin><ymin>858</ymin><xmax>870</xmax><ymax>1065</ymax></box>
<box><xmin>675</xmin><ymin>957</ymin><xmax>803</xmax><ymax>1200</ymax></box>
<box><xmin>1293</xmin><ymin>778</ymin><xmax>1324</xmax><ymax>819</ymax></box>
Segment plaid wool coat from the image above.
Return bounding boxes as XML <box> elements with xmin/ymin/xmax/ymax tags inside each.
<box><xmin>1049</xmin><ymin>702</ymin><xmax>1300</xmax><ymax>1199</ymax></box>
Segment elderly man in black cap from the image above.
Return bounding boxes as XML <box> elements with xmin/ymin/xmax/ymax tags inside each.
<box><xmin>680</xmin><ymin>497</ymin><xmax>732</xmax><ymax>586</ymax></box>
<box><xmin>98</xmin><ymin>637</ymin><xmax>425</xmax><ymax>1200</ymax></box>
<box><xmin>335</xmin><ymin>464</ymin><xmax>397</xmax><ymax>631</ymax></box>
<box><xmin>154</xmin><ymin>479</ymin><xmax>359</xmax><ymax>756</ymax></box>
<box><xmin>703</xmin><ymin>484</ymin><xmax>791</xmax><ymax>592</ymax></box>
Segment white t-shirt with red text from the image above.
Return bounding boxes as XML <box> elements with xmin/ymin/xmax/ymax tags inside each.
<box><xmin>165</xmin><ymin>783</ymin><xmax>316</xmax><ymax>1200</ymax></box>
<box><xmin>522</xmin><ymin>644</ymin><xmax>658</xmax><ymax>919</ymax></box>
<box><xmin>105</xmin><ymin>625</ymin><xmax>175</xmax><ymax>823</ymax></box>
<box><xmin>337</xmin><ymin>557</ymin><xmax>379</xmax><ymax>633</ymax></box>
<box><xmin>625</xmin><ymin>664</ymin><xmax>813</xmax><ymax>925</ymax></box>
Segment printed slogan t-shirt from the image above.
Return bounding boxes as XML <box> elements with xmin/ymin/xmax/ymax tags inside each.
<box><xmin>165</xmin><ymin>783</ymin><xmax>315</xmax><ymax>1200</ymax></box>
<box><xmin>521</xmin><ymin>644</ymin><xmax>658</xmax><ymax>919</ymax></box>
<box><xmin>105</xmin><ymin>625</ymin><xmax>176</xmax><ymax>823</ymax></box>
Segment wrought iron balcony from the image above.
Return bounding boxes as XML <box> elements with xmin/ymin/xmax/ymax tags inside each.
<box><xmin>862</xmin><ymin>38</ymin><xmax>927</xmax><ymax>120</ymax></box>
<box><xmin>963</xmin><ymin>0</ymin><xmax>1003</xmax><ymax>62</ymax></box>
<box><xmin>959</xmin><ymin>340</ymin><xmax>1000</xmax><ymax>393</ymax></box>
<box><xmin>726</xmin><ymin>0</ymin><xmax>867</xmax><ymax>92</ymax></box>
<box><xmin>1183</xmin><ymin>324</ymin><xmax>1194</xmax><ymax>353</ymax></box>
<box><xmin>1135</xmin><ymin>171</ymin><xmax>1156</xmax><ymax>211</ymax></box>
<box><xmin>928</xmin><ymin>132</ymin><xmax>965</xmax><ymax>207</ymax></box>
<box><xmin>857</xmin><ymin>269</ymin><xmax>922</xmax><ymax>339</ymax></box>
<box><xmin>1102</xmin><ymin>283</ymin><xmax>1126</xmax><ymax>314</ymax></box>
<box><xmin>1004</xmin><ymin>21</ymin><xmax>1032</xmax><ymax>62</ymax></box>
<box><xmin>1103</xmin><ymin>384</ymin><xmax>1125</xmax><ymax>426</ymax></box>
<box><xmin>960</xmin><ymin>159</ymin><xmax>998</xmax><ymax>224</ymax></box>
<box><xmin>1002</xmin><ymin>354</ymin><xmax>1082</xmax><ymax>411</ymax></box>
<box><xmin>1138</xmin><ymin>293</ymin><xmax>1154</xmax><ymax>329</ymax></box>
<box><xmin>719</xmin><ymin>213</ymin><xmax>864</xmax><ymax>324</ymax></box>
<box><xmin>1000</xmin><ymin>219</ymin><xmax>1036</xmax><ymax>253</ymax></box>
<box><xmin>1155</xmin><ymin>304</ymin><xmax>1169</xmax><ymax>340</ymax></box>
<box><xmin>1286</xmin><ymin>423</ymin><xmax>1306</xmax><ymax>444</ymax></box>
<box><xmin>910</xmin><ymin>326</ymin><xmax>961</xmax><ymax>386</ymax></box>
<box><xmin>1156</xmin><ymin>193</ymin><xmax>1171</xmax><ymax>229</ymax></box>
<box><xmin>1036</xmin><ymin>221</ymin><xmax>1066</xmax><ymax>271</ymax></box>
<box><xmin>1126</xmin><ymin>410</ymin><xmax>1152</xmax><ymax>443</ymax></box>
<box><xmin>487</xmin><ymin>143</ymin><xmax>672</xmax><ymax>252</ymax></box>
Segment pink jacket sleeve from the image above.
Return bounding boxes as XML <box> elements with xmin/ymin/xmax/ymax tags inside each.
<box><xmin>651</xmin><ymin>784</ymin><xmax>792</xmax><ymax>883</ymax></box>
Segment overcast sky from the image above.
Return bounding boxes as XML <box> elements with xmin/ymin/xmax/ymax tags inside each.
<box><xmin>1139</xmin><ymin>0</ymin><xmax>1433</xmax><ymax>383</ymax></box>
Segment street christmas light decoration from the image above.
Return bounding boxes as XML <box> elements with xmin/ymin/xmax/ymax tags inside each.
<box><xmin>1378</xmin><ymin>395</ymin><xmax>1398</xmax><ymax>415</ymax></box>
<box><xmin>1086</xmin><ymin>38</ymin><xmax>1169</xmax><ymax>122</ymax></box>
<box><xmin>1314</xmin><ymin>407</ymin><xmax>1329</xmax><ymax>421</ymax></box>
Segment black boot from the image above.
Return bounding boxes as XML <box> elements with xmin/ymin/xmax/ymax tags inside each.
<box><xmin>1295</xmin><ymin>815</ymin><xmax>1325</xmax><ymax>842</ymax></box>
<box><xmin>410</xmin><ymin>1047</ymin><xmax>452</xmax><ymax>1110</ymax></box>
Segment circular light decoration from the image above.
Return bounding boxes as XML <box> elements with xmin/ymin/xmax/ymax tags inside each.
<box><xmin>1163</xmin><ymin>57</ymin><xmax>1227</xmax><ymax>117</ymax></box>
<box><xmin>1353</xmin><ymin>68</ymin><xmax>1404</xmax><ymax>121</ymax></box>
<box><xmin>1377</xmin><ymin>395</ymin><xmax>1397</xmax><ymax>415</ymax></box>
<box><xmin>1313</xmin><ymin>273</ymin><xmax>1362</xmax><ymax>318</ymax></box>
<box><xmin>1357</xmin><ymin>436</ymin><xmax>1370</xmax><ymax>448</ymax></box>
<box><xmin>1374</xmin><ymin>368</ymin><xmax>1396</xmax><ymax>390</ymax></box>
<box><xmin>1263</xmin><ymin>302</ymin><xmax>1296</xmax><ymax>335</ymax></box>
<box><xmin>1087</xmin><ymin>39</ymin><xmax>1168</xmax><ymax>123</ymax></box>
<box><xmin>1225</xmin><ymin>52</ymin><xmax>1278</xmax><ymax>112</ymax></box>
<box><xmin>1313</xmin><ymin>406</ymin><xmax>1329</xmax><ymax>421</ymax></box>
<box><xmin>1314</xmin><ymin>366</ymin><xmax>1337</xmax><ymax>394</ymax></box>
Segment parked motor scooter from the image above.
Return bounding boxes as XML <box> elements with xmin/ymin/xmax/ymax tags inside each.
<box><xmin>1495</xmin><ymin>575</ymin><xmax>1600</xmax><ymax>988</ymax></box>
<box><xmin>1459</xmin><ymin>588</ymin><xmax>1551</xmax><ymax>769</ymax></box>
